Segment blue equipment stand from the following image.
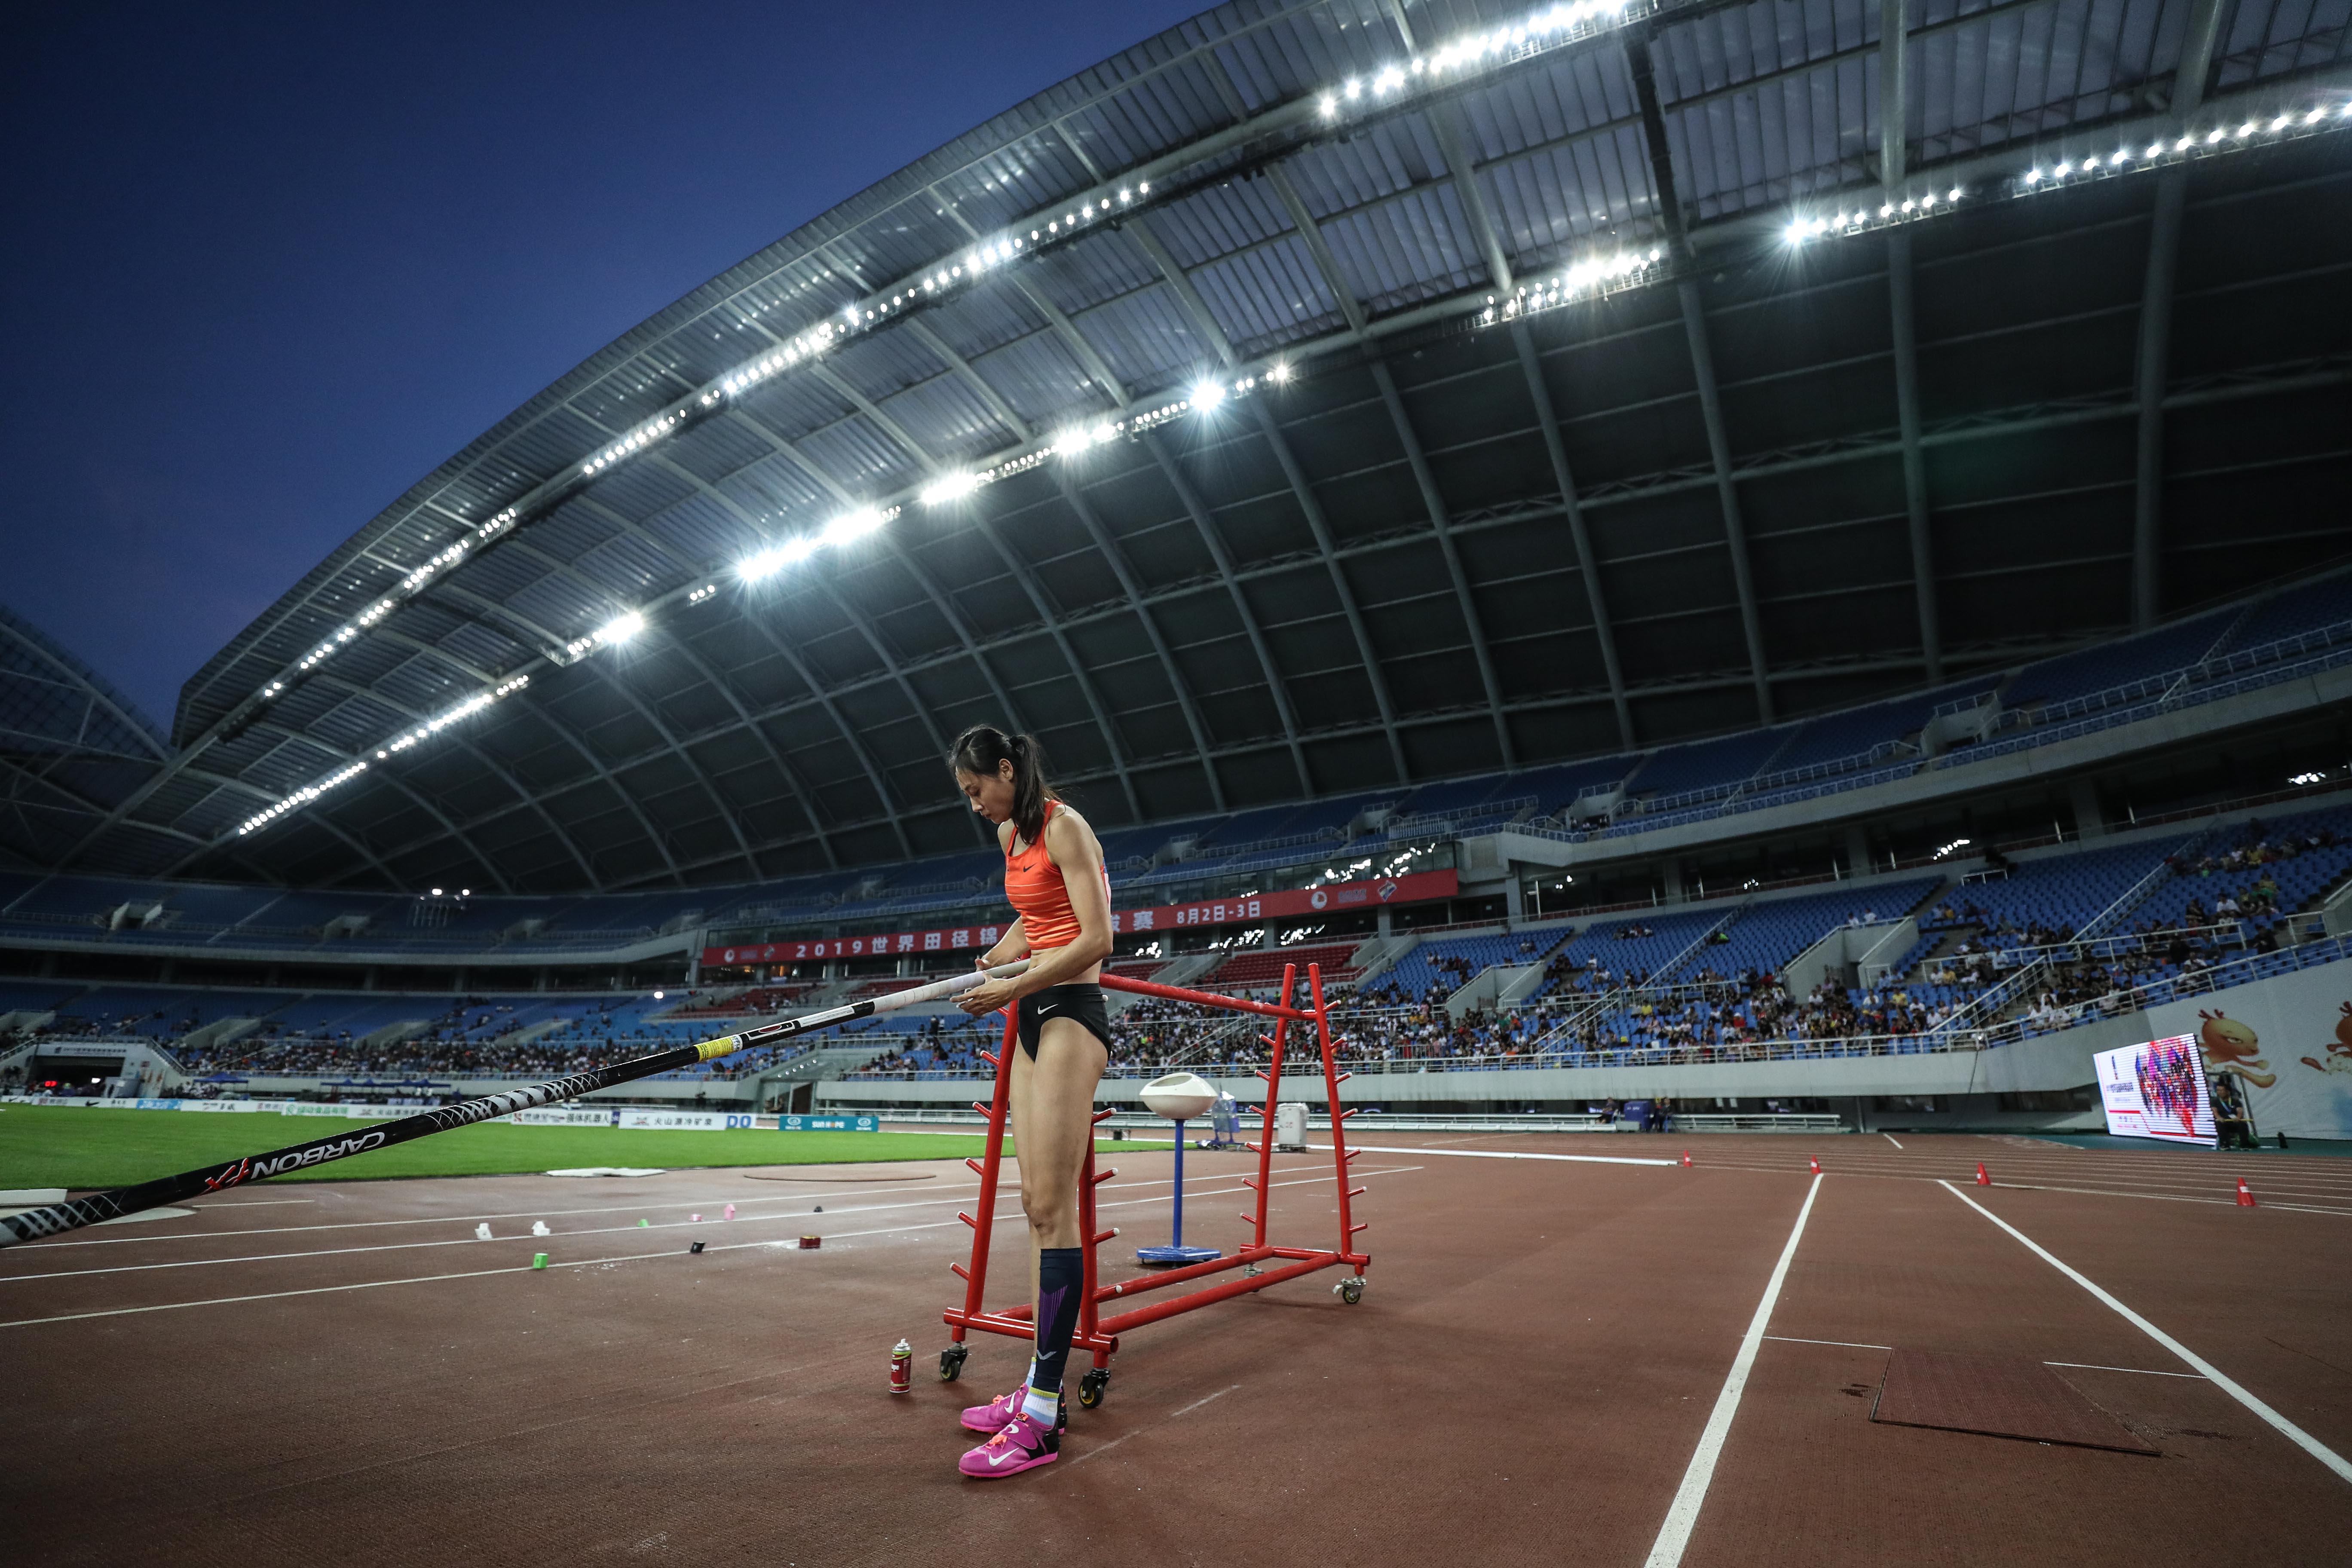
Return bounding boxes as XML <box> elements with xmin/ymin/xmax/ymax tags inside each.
<box><xmin>1135</xmin><ymin>1118</ymin><xmax>1222</xmax><ymax>1266</ymax></box>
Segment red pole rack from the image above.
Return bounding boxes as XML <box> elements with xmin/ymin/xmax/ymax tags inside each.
<box><xmin>936</xmin><ymin>962</ymin><xmax>1371</xmax><ymax>1408</ymax></box>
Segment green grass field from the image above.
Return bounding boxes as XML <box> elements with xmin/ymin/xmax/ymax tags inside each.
<box><xmin>0</xmin><ymin>1105</ymin><xmax>1168</xmax><ymax>1190</ymax></box>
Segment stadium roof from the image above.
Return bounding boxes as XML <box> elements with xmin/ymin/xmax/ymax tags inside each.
<box><xmin>44</xmin><ymin>0</ymin><xmax>2352</xmax><ymax>892</ymax></box>
<box><xmin>0</xmin><ymin>606</ymin><xmax>172</xmax><ymax>873</ymax></box>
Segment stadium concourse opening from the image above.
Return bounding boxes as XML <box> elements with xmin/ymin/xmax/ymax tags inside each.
<box><xmin>11</xmin><ymin>0</ymin><xmax>2352</xmax><ymax>1556</ymax></box>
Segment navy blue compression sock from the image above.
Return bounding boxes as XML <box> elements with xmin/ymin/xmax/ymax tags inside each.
<box><xmin>1021</xmin><ymin>1247</ymin><xmax>1085</xmax><ymax>1421</ymax></box>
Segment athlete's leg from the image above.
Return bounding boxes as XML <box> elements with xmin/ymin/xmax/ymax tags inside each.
<box><xmin>962</xmin><ymin>1015</ymin><xmax>1103</xmax><ymax>1476</ymax></box>
<box><xmin>960</xmin><ymin>1041</ymin><xmax>1046</xmax><ymax>1436</ymax></box>
<box><xmin>1017</xmin><ymin>1017</ymin><xmax>1103</xmax><ymax>1409</ymax></box>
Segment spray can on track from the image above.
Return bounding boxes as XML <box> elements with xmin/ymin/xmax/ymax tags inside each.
<box><xmin>890</xmin><ymin>1338</ymin><xmax>913</xmax><ymax>1395</ymax></box>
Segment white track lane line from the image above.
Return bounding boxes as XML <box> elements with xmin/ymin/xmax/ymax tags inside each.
<box><xmin>18</xmin><ymin>1161</ymin><xmax>1335</xmax><ymax>1250</ymax></box>
<box><xmin>1642</xmin><ymin>1173</ymin><xmax>1823</xmax><ymax>1568</ymax></box>
<box><xmin>1679</xmin><ymin>1163</ymin><xmax>2352</xmax><ymax>1216</ymax></box>
<box><xmin>1063</xmin><ymin>1382</ymin><xmax>1241</xmax><ymax>1468</ymax></box>
<box><xmin>1761</xmin><ymin>1334</ymin><xmax>1890</xmax><ymax>1351</ymax></box>
<box><xmin>1882</xmin><ymin>1134</ymin><xmax>1903</xmax><ymax>1148</ymax></box>
<box><xmin>1313</xmin><ymin>1142</ymin><xmax>1675</xmax><ymax>1167</ymax></box>
<box><xmin>0</xmin><ymin>1167</ymin><xmax>1423</xmax><ymax>1317</ymax></box>
<box><xmin>1761</xmin><ymin>1336</ymin><xmax>2199</xmax><ymax>1379</ymax></box>
<box><xmin>2045</xmin><ymin>1361</ymin><xmax>2205</xmax><ymax>1378</ymax></box>
<box><xmin>0</xmin><ymin>1166</ymin><xmax>1418</xmax><ymax>1284</ymax></box>
<box><xmin>1938</xmin><ymin>1179</ymin><xmax>2352</xmax><ymax>1485</ymax></box>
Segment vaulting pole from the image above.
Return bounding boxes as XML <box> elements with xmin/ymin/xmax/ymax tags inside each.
<box><xmin>0</xmin><ymin>961</ymin><xmax>1029</xmax><ymax>1248</ymax></box>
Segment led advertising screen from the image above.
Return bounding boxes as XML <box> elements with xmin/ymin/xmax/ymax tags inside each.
<box><xmin>2094</xmin><ymin>1035</ymin><xmax>2216</xmax><ymax>1146</ymax></box>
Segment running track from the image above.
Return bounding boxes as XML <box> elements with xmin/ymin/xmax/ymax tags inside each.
<box><xmin>3</xmin><ymin>1132</ymin><xmax>2346</xmax><ymax>1565</ymax></box>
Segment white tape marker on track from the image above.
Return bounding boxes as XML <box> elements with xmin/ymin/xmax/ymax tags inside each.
<box><xmin>1939</xmin><ymin>1179</ymin><xmax>2352</xmax><ymax>1486</ymax></box>
<box><xmin>1642</xmin><ymin>1173</ymin><xmax>1823</xmax><ymax>1568</ymax></box>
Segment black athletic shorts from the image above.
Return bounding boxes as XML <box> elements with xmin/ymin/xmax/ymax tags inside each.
<box><xmin>1017</xmin><ymin>983</ymin><xmax>1112</xmax><ymax>1059</ymax></box>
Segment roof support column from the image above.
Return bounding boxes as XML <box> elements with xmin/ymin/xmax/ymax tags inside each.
<box><xmin>1880</xmin><ymin>1</ymin><xmax>1942</xmax><ymax>683</ymax></box>
<box><xmin>1248</xmin><ymin>400</ymin><xmax>1406</xmax><ymax>783</ymax></box>
<box><xmin>1509</xmin><ymin>322</ymin><xmax>1634</xmax><ymax>749</ymax></box>
<box><xmin>1053</xmin><ymin>470</ymin><xmax>1228</xmax><ymax>811</ymax></box>
<box><xmin>2133</xmin><ymin>0</ymin><xmax>2221</xmax><ymax>630</ymax></box>
<box><xmin>1677</xmin><ymin>279</ymin><xmax>1775</xmax><ymax>723</ymax></box>
<box><xmin>1887</xmin><ymin>231</ymin><xmax>1943</xmax><ymax>684</ymax></box>
<box><xmin>1143</xmin><ymin>429</ymin><xmax>1312</xmax><ymax>795</ymax></box>
<box><xmin>1368</xmin><ymin>357</ymin><xmax>1516</xmax><ymax>769</ymax></box>
<box><xmin>2133</xmin><ymin>171</ymin><xmax>2187</xmax><ymax>632</ymax></box>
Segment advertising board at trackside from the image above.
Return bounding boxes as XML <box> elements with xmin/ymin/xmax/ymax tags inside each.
<box><xmin>700</xmin><ymin>867</ymin><xmax>1461</xmax><ymax>970</ymax></box>
<box><xmin>779</xmin><ymin>1114</ymin><xmax>879</xmax><ymax>1132</ymax></box>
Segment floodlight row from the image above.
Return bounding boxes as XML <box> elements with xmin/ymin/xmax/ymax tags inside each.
<box><xmin>1482</xmin><ymin>245</ymin><xmax>1669</xmax><ymax>324</ymax></box>
<box><xmin>228</xmin><ymin>367</ymin><xmax>1286</xmax><ymax>841</ymax></box>
<box><xmin>1316</xmin><ymin>0</ymin><xmax>1647</xmax><ymax>122</ymax></box>
<box><xmin>236</xmin><ymin>674</ymin><xmax>531</xmax><ymax>836</ymax></box>
<box><xmin>230</xmin><ymin>0</ymin><xmax>1642</xmax><ymax>724</ymax></box>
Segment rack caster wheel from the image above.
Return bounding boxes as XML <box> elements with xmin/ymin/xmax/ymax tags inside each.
<box><xmin>938</xmin><ymin>1345</ymin><xmax>969</xmax><ymax>1382</ymax></box>
<box><xmin>1078</xmin><ymin>1368</ymin><xmax>1110</xmax><ymax>1409</ymax></box>
<box><xmin>1337</xmin><ymin>1277</ymin><xmax>1365</xmax><ymax>1305</ymax></box>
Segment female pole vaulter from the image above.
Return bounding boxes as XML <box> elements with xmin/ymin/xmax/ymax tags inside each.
<box><xmin>947</xmin><ymin>726</ymin><xmax>1115</xmax><ymax>1478</ymax></box>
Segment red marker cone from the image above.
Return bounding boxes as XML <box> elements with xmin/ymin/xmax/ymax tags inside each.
<box><xmin>1975</xmin><ymin>1162</ymin><xmax>1991</xmax><ymax>1187</ymax></box>
<box><xmin>2236</xmin><ymin>1177</ymin><xmax>2257</xmax><ymax>1208</ymax></box>
<box><xmin>1681</xmin><ymin>1150</ymin><xmax>1692</xmax><ymax>1168</ymax></box>
<box><xmin>1808</xmin><ymin>1156</ymin><xmax>1821</xmax><ymax>1175</ymax></box>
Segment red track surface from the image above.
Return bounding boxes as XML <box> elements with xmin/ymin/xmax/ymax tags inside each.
<box><xmin>4</xmin><ymin>1132</ymin><xmax>2349</xmax><ymax>1565</ymax></box>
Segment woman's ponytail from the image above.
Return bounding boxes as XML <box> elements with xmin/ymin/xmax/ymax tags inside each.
<box><xmin>950</xmin><ymin>724</ymin><xmax>1058</xmax><ymax>845</ymax></box>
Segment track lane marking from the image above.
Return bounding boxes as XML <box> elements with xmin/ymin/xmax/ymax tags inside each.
<box><xmin>0</xmin><ymin>1166</ymin><xmax>1418</xmax><ymax>1283</ymax></box>
<box><xmin>1881</xmin><ymin>1134</ymin><xmax>1903</xmax><ymax>1148</ymax></box>
<box><xmin>1939</xmin><ymin>1179</ymin><xmax>2352</xmax><ymax>1486</ymax></box>
<box><xmin>1673</xmin><ymin>1162</ymin><xmax>2352</xmax><ymax>1214</ymax></box>
<box><xmin>1642</xmin><ymin>1173</ymin><xmax>1823</xmax><ymax>1568</ymax></box>
<box><xmin>1760</xmin><ymin>1337</ymin><xmax>2203</xmax><ymax>1379</ymax></box>
<box><xmin>1065</xmin><ymin>1383</ymin><xmax>1241</xmax><ymax>1468</ymax></box>
<box><xmin>1761</xmin><ymin>1335</ymin><xmax>1890</xmax><ymax>1351</ymax></box>
<box><xmin>14</xmin><ymin>1162</ymin><xmax>1334</xmax><ymax>1250</ymax></box>
<box><xmin>1312</xmin><ymin>1142</ymin><xmax>1675</xmax><ymax>1167</ymax></box>
<box><xmin>0</xmin><ymin>1167</ymin><xmax>1422</xmax><ymax>1318</ymax></box>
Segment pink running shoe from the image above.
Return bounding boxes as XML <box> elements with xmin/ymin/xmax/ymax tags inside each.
<box><xmin>959</xmin><ymin>1385</ymin><xmax>1028</xmax><ymax>1434</ymax></box>
<box><xmin>959</xmin><ymin>1408</ymin><xmax>1059</xmax><ymax>1479</ymax></box>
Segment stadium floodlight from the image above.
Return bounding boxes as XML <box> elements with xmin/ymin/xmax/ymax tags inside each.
<box><xmin>1191</xmin><ymin>379</ymin><xmax>1227</xmax><ymax>411</ymax></box>
<box><xmin>740</xmin><ymin>536</ymin><xmax>818</xmax><ymax>581</ymax></box>
<box><xmin>820</xmin><ymin>507</ymin><xmax>888</xmax><ymax>547</ymax></box>
<box><xmin>1055</xmin><ymin>421</ymin><xmax>1117</xmax><ymax>457</ymax></box>
<box><xmin>1269</xmin><ymin>360</ymin><xmax>1292</xmax><ymax>383</ymax></box>
<box><xmin>922</xmin><ymin>471</ymin><xmax>980</xmax><ymax>506</ymax></box>
<box><xmin>595</xmin><ymin>611</ymin><xmax>645</xmax><ymax>646</ymax></box>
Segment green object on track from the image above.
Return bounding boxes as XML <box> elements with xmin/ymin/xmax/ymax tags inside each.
<box><xmin>532</xmin><ymin>1253</ymin><xmax>548</xmax><ymax>1269</ymax></box>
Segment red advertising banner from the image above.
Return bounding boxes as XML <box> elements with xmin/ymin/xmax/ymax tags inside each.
<box><xmin>700</xmin><ymin>868</ymin><xmax>1458</xmax><ymax>970</ymax></box>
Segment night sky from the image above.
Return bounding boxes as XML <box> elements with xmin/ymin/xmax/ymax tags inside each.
<box><xmin>3</xmin><ymin>0</ymin><xmax>1204</xmax><ymax>738</ymax></box>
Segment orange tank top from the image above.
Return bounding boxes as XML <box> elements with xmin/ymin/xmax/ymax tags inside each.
<box><xmin>1004</xmin><ymin>799</ymin><xmax>1104</xmax><ymax>950</ymax></box>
